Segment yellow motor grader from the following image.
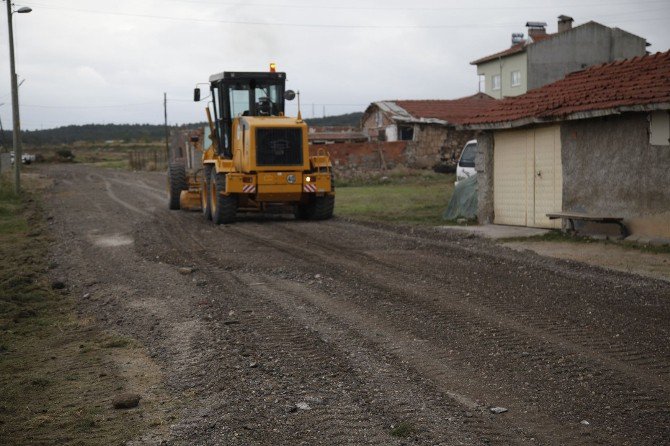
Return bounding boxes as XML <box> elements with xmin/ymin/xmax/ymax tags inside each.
<box><xmin>168</xmin><ymin>66</ymin><xmax>334</xmax><ymax>224</ymax></box>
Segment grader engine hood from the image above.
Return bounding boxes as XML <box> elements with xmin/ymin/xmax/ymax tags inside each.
<box><xmin>237</xmin><ymin>117</ymin><xmax>310</xmax><ymax>172</ymax></box>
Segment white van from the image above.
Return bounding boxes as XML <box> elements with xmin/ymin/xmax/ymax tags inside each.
<box><xmin>455</xmin><ymin>139</ymin><xmax>477</xmax><ymax>186</ymax></box>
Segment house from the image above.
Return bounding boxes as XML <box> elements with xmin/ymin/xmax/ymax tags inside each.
<box><xmin>459</xmin><ymin>51</ymin><xmax>670</xmax><ymax>239</ymax></box>
<box><xmin>472</xmin><ymin>16</ymin><xmax>648</xmax><ymax>99</ymax></box>
<box><xmin>361</xmin><ymin>93</ymin><xmax>495</xmax><ymax>169</ymax></box>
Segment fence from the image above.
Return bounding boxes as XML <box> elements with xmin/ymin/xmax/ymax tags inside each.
<box><xmin>128</xmin><ymin>149</ymin><xmax>168</xmax><ymax>171</ymax></box>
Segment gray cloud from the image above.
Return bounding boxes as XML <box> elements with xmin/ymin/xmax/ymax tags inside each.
<box><xmin>0</xmin><ymin>0</ymin><xmax>667</xmax><ymax>129</ymax></box>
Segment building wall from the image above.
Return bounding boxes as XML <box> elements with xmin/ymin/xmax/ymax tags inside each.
<box><xmin>561</xmin><ymin>113</ymin><xmax>670</xmax><ymax>238</ymax></box>
<box><xmin>476</xmin><ymin>52</ymin><xmax>528</xmax><ymax>98</ymax></box>
<box><xmin>361</xmin><ymin>107</ymin><xmax>396</xmax><ymax>141</ymax></box>
<box><xmin>527</xmin><ymin>23</ymin><xmax>647</xmax><ymax>90</ymax></box>
<box><xmin>475</xmin><ymin>132</ymin><xmax>495</xmax><ymax>224</ymax></box>
<box><xmin>403</xmin><ymin>125</ymin><xmax>478</xmax><ymax>169</ymax></box>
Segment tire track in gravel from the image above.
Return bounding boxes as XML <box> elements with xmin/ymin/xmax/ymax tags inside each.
<box><xmin>59</xmin><ymin>166</ymin><xmax>670</xmax><ymax>444</ymax></box>
<box><xmin>139</xmin><ymin>206</ymin><xmax>512</xmax><ymax>445</ymax></box>
<box><xmin>269</xmin><ymin>222</ymin><xmax>670</xmax><ymax>388</ymax></box>
<box><xmin>223</xmin><ymin>223</ymin><xmax>670</xmax><ymax>445</ymax></box>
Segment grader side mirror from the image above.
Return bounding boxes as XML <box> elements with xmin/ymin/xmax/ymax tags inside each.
<box><xmin>194</xmin><ymin>88</ymin><xmax>201</xmax><ymax>102</ymax></box>
<box><xmin>284</xmin><ymin>90</ymin><xmax>296</xmax><ymax>101</ymax></box>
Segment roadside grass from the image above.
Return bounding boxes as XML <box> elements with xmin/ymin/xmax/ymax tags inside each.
<box><xmin>0</xmin><ymin>177</ymin><xmax>163</xmax><ymax>445</ymax></box>
<box><xmin>335</xmin><ymin>172</ymin><xmax>455</xmax><ymax>226</ymax></box>
<box><xmin>500</xmin><ymin>230</ymin><xmax>670</xmax><ymax>254</ymax></box>
<box><xmin>390</xmin><ymin>421</ymin><xmax>416</xmax><ymax>438</ymax></box>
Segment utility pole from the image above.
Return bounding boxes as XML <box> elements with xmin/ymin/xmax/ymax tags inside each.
<box><xmin>163</xmin><ymin>92</ymin><xmax>169</xmax><ymax>159</ymax></box>
<box><xmin>5</xmin><ymin>1</ymin><xmax>28</xmax><ymax>193</ymax></box>
<box><xmin>0</xmin><ymin>103</ymin><xmax>5</xmax><ymax>151</ymax></box>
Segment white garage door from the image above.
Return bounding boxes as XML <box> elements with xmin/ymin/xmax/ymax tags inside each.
<box><xmin>493</xmin><ymin>126</ymin><xmax>562</xmax><ymax>229</ymax></box>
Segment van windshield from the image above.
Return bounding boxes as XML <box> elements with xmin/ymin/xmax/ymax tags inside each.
<box><xmin>459</xmin><ymin>142</ymin><xmax>477</xmax><ymax>168</ymax></box>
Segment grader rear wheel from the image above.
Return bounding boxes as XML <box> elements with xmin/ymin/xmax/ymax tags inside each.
<box><xmin>295</xmin><ymin>194</ymin><xmax>334</xmax><ymax>220</ymax></box>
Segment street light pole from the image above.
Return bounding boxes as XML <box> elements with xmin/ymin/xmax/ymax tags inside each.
<box><xmin>5</xmin><ymin>2</ymin><xmax>31</xmax><ymax>193</ymax></box>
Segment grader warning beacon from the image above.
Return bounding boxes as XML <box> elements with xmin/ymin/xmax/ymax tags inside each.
<box><xmin>168</xmin><ymin>65</ymin><xmax>334</xmax><ymax>224</ymax></box>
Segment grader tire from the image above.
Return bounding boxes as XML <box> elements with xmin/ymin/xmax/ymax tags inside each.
<box><xmin>210</xmin><ymin>170</ymin><xmax>237</xmax><ymax>225</ymax></box>
<box><xmin>295</xmin><ymin>195</ymin><xmax>334</xmax><ymax>221</ymax></box>
<box><xmin>168</xmin><ymin>163</ymin><xmax>187</xmax><ymax>210</ymax></box>
<box><xmin>202</xmin><ymin>165</ymin><xmax>213</xmax><ymax>220</ymax></box>
<box><xmin>310</xmin><ymin>195</ymin><xmax>335</xmax><ymax>220</ymax></box>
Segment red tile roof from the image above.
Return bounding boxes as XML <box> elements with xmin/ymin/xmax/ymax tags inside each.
<box><xmin>462</xmin><ymin>51</ymin><xmax>670</xmax><ymax>128</ymax></box>
<box><xmin>470</xmin><ymin>42</ymin><xmax>527</xmax><ymax>65</ymax></box>
<box><xmin>394</xmin><ymin>93</ymin><xmax>496</xmax><ymax>125</ymax></box>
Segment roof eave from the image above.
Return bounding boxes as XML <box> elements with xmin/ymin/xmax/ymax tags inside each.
<box><xmin>458</xmin><ymin>103</ymin><xmax>670</xmax><ymax>131</ymax></box>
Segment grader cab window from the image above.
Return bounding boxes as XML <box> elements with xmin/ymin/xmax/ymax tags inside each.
<box><xmin>209</xmin><ymin>72</ymin><xmax>287</xmax><ymax>158</ymax></box>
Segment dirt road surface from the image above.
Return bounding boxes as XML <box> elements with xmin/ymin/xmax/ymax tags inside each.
<box><xmin>44</xmin><ymin>164</ymin><xmax>670</xmax><ymax>445</ymax></box>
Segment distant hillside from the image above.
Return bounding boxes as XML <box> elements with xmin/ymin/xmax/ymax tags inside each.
<box><xmin>3</xmin><ymin>123</ymin><xmax>205</xmax><ymax>146</ymax></box>
<box><xmin>305</xmin><ymin>112</ymin><xmax>363</xmax><ymax>127</ymax></box>
<box><xmin>0</xmin><ymin>113</ymin><xmax>364</xmax><ymax>147</ymax></box>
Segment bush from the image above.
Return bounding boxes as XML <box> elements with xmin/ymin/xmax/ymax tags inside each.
<box><xmin>55</xmin><ymin>149</ymin><xmax>75</xmax><ymax>162</ymax></box>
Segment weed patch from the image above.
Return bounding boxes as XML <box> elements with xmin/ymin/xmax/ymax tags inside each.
<box><xmin>0</xmin><ymin>181</ymin><xmax>166</xmax><ymax>445</ymax></box>
<box><xmin>390</xmin><ymin>421</ymin><xmax>416</xmax><ymax>437</ymax></box>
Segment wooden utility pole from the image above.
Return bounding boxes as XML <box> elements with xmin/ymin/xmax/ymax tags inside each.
<box><xmin>163</xmin><ymin>93</ymin><xmax>169</xmax><ymax>160</ymax></box>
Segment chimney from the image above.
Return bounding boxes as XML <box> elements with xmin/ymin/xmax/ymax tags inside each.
<box><xmin>557</xmin><ymin>15</ymin><xmax>574</xmax><ymax>33</ymax></box>
<box><xmin>526</xmin><ymin>21</ymin><xmax>547</xmax><ymax>40</ymax></box>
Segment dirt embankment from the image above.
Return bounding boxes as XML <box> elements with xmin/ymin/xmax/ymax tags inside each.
<box><xmin>34</xmin><ymin>164</ymin><xmax>670</xmax><ymax>445</ymax></box>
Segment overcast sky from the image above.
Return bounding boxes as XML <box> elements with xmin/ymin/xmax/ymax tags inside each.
<box><xmin>0</xmin><ymin>0</ymin><xmax>668</xmax><ymax>130</ymax></box>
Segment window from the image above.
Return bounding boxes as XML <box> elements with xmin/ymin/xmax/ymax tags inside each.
<box><xmin>650</xmin><ymin>111</ymin><xmax>670</xmax><ymax>146</ymax></box>
<box><xmin>492</xmin><ymin>74</ymin><xmax>501</xmax><ymax>91</ymax></box>
<box><xmin>511</xmin><ymin>70</ymin><xmax>521</xmax><ymax>87</ymax></box>
<box><xmin>459</xmin><ymin>142</ymin><xmax>477</xmax><ymax>168</ymax></box>
<box><xmin>399</xmin><ymin>125</ymin><xmax>414</xmax><ymax>141</ymax></box>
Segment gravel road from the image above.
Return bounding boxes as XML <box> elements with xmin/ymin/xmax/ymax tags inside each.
<box><xmin>45</xmin><ymin>164</ymin><xmax>670</xmax><ymax>445</ymax></box>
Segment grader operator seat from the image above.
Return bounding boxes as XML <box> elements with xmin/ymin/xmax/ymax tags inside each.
<box><xmin>203</xmin><ymin>71</ymin><xmax>289</xmax><ymax>159</ymax></box>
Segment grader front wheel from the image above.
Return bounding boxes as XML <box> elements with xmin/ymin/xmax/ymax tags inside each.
<box><xmin>168</xmin><ymin>163</ymin><xmax>187</xmax><ymax>210</ymax></box>
<box><xmin>202</xmin><ymin>165</ymin><xmax>213</xmax><ymax>220</ymax></box>
<box><xmin>210</xmin><ymin>170</ymin><xmax>237</xmax><ymax>225</ymax></box>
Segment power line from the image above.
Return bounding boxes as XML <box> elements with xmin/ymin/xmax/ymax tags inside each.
<box><xmin>26</xmin><ymin>1</ymin><xmax>670</xmax><ymax>30</ymax></box>
<box><xmin>20</xmin><ymin>102</ymin><xmax>159</xmax><ymax>109</ymax></box>
<box><xmin>162</xmin><ymin>0</ymin><xmax>669</xmax><ymax>12</ymax></box>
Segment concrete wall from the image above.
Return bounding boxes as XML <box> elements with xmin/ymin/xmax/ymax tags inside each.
<box><xmin>527</xmin><ymin>23</ymin><xmax>647</xmax><ymax>90</ymax></box>
<box><xmin>561</xmin><ymin>113</ymin><xmax>670</xmax><ymax>238</ymax></box>
<box><xmin>476</xmin><ymin>52</ymin><xmax>528</xmax><ymax>98</ymax></box>
<box><xmin>475</xmin><ymin>132</ymin><xmax>495</xmax><ymax>224</ymax></box>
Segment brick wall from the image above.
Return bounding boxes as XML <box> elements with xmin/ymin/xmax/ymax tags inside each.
<box><xmin>309</xmin><ymin>141</ymin><xmax>407</xmax><ymax>171</ymax></box>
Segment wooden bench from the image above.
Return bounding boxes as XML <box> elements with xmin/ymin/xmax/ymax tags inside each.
<box><xmin>546</xmin><ymin>212</ymin><xmax>628</xmax><ymax>238</ymax></box>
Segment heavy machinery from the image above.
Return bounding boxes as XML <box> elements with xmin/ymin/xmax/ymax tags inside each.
<box><xmin>168</xmin><ymin>65</ymin><xmax>335</xmax><ymax>224</ymax></box>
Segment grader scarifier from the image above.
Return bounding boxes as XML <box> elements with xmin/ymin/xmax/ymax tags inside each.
<box><xmin>168</xmin><ymin>66</ymin><xmax>334</xmax><ymax>224</ymax></box>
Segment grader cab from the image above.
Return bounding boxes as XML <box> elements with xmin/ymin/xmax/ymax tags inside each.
<box><xmin>168</xmin><ymin>67</ymin><xmax>335</xmax><ymax>224</ymax></box>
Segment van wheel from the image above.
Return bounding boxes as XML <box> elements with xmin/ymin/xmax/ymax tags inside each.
<box><xmin>211</xmin><ymin>170</ymin><xmax>237</xmax><ymax>225</ymax></box>
<box><xmin>168</xmin><ymin>163</ymin><xmax>187</xmax><ymax>210</ymax></box>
